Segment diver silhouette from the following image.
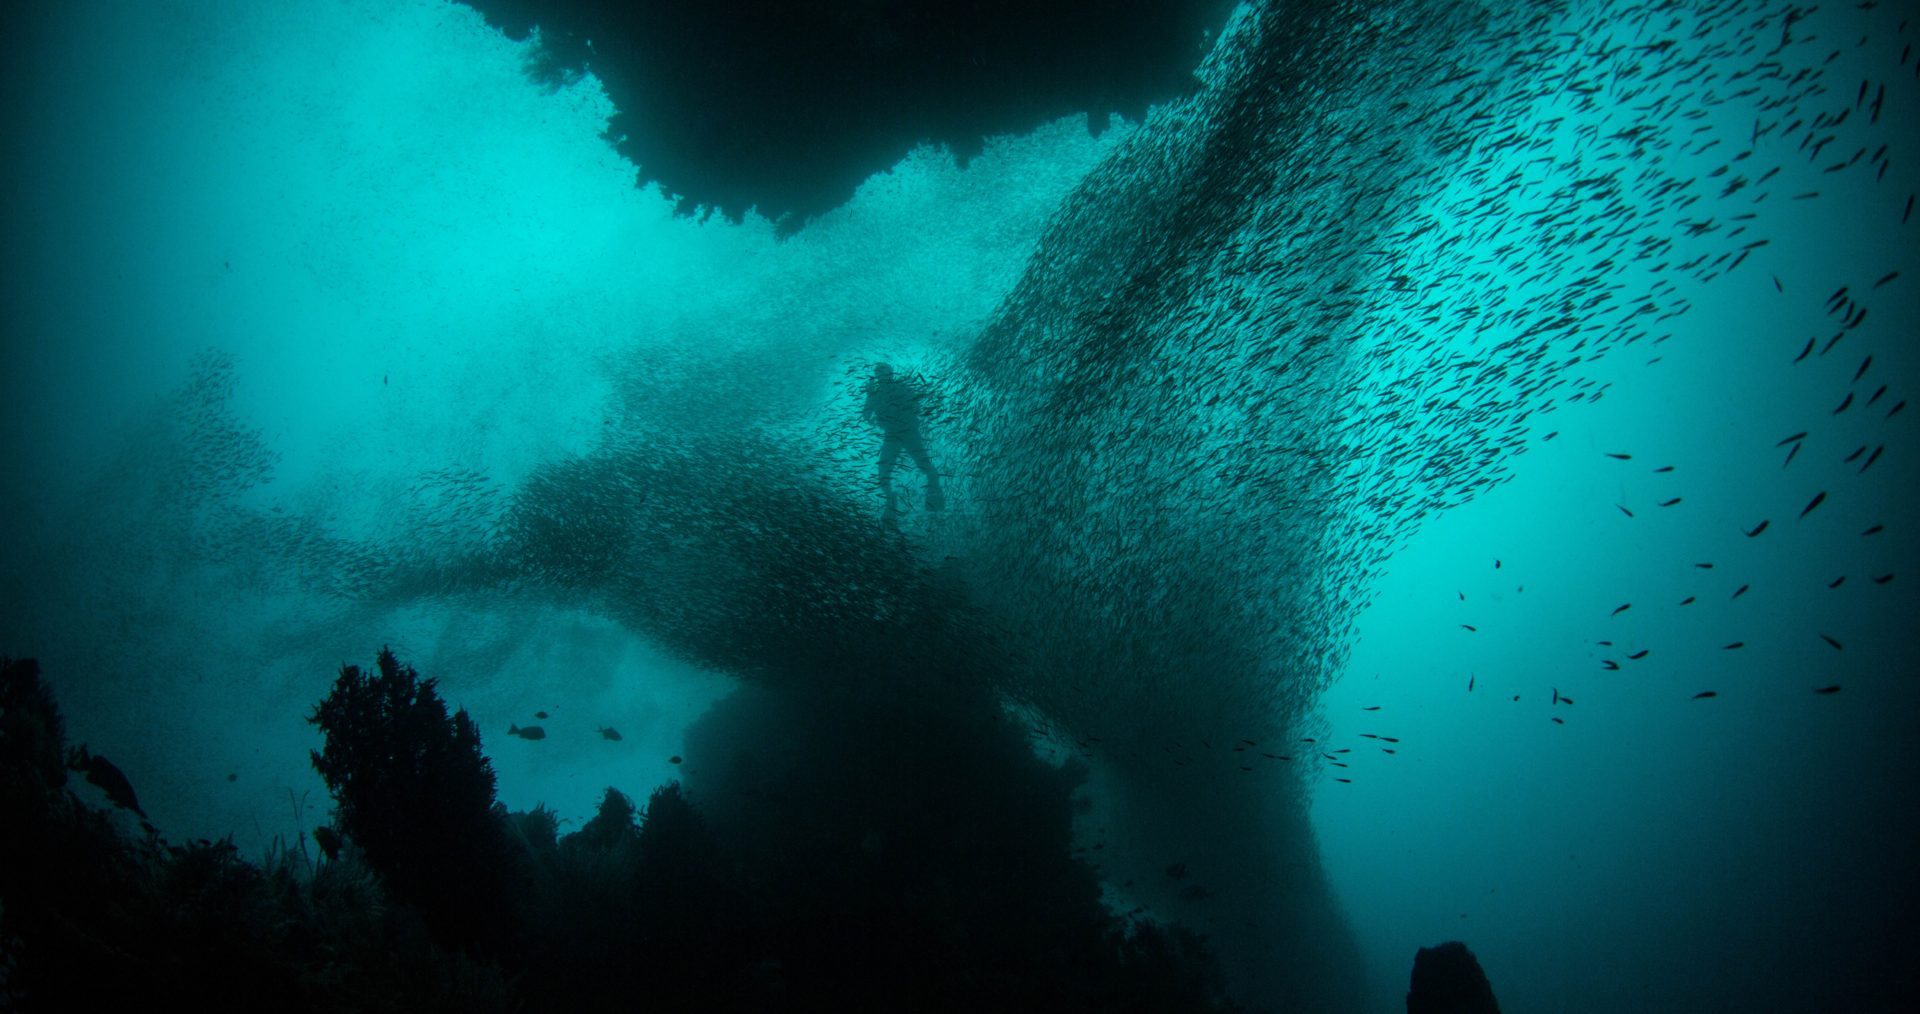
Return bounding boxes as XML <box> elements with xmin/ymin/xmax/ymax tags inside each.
<box><xmin>861</xmin><ymin>362</ymin><xmax>944</xmax><ymax>521</ymax></box>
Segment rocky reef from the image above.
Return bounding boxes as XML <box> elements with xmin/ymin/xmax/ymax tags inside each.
<box><xmin>1</xmin><ymin>651</ymin><xmax>1240</xmax><ymax>1012</ymax></box>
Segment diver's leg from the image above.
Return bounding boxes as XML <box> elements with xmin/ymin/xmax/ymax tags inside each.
<box><xmin>903</xmin><ymin>432</ymin><xmax>943</xmax><ymax>510</ymax></box>
<box><xmin>879</xmin><ymin>435</ymin><xmax>902</xmax><ymax>517</ymax></box>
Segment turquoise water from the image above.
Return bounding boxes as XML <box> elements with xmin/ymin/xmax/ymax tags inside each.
<box><xmin>2</xmin><ymin>1</ymin><xmax>1913</xmax><ymax>1010</ymax></box>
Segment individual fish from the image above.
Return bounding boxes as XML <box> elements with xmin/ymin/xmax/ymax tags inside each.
<box><xmin>1784</xmin><ymin>443</ymin><xmax>1802</xmax><ymax>467</ymax></box>
<box><xmin>1553</xmin><ymin>689</ymin><xmax>1574</xmax><ymax>705</ymax></box>
<box><xmin>1551</xmin><ymin>717</ymin><xmax>1565</xmax><ymax>725</ymax></box>
<box><xmin>1467</xmin><ymin>675</ymin><xmax>1475</xmax><ymax>692</ymax></box>
<box><xmin>1680</xmin><ymin>596</ymin><xmax>1697</xmax><ymax>605</ymax></box>
<box><xmin>1494</xmin><ymin>559</ymin><xmax>1502</xmax><ymax>569</ymax></box>
<box><xmin>1775</xmin><ymin>431</ymin><xmax>1808</xmax><ymax>447</ymax></box>
<box><xmin>508</xmin><ymin>724</ymin><xmax>546</xmax><ymax>741</ymax></box>
<box><xmin>669</xmin><ymin>755</ymin><xmax>684</xmax><ymax>765</ymax></box>
<box><xmin>1819</xmin><ymin>633</ymin><xmax>1843</xmax><ymax>650</ymax></box>
<box><xmin>1601</xmin><ymin>660</ymin><xmax>1620</xmax><ymax>671</ymax></box>
<box><xmin>1862</xmin><ymin>524</ymin><xmax>1883</xmax><ymax>536</ymax></box>
<box><xmin>597</xmin><ymin>726</ymin><xmax>623</xmax><ymax>741</ymax></box>
<box><xmin>1733</xmin><ymin>584</ymin><xmax>1751</xmax><ymax>600</ymax></box>
<box><xmin>1828</xmin><ymin>576</ymin><xmax>1846</xmax><ymax>589</ymax></box>
<box><xmin>1853</xmin><ymin>356</ymin><xmax>1872</xmax><ymax>383</ymax></box>
<box><xmin>1813</xmin><ymin>685</ymin><xmax>1842</xmax><ymax>694</ymax></box>
<box><xmin>1723</xmin><ymin>642</ymin><xmax>1744</xmax><ymax>649</ymax></box>
<box><xmin>1793</xmin><ymin>337</ymin><xmax>1815</xmax><ymax>363</ymax></box>
<box><xmin>1859</xmin><ymin>445</ymin><xmax>1883</xmax><ymax>473</ymax></box>
<box><xmin>1872</xmin><ymin>574</ymin><xmax>1894</xmax><ymax>584</ymax></box>
<box><xmin>1871</xmin><ymin>271</ymin><xmax>1898</xmax><ymax>289</ymax></box>
<box><xmin>1746</xmin><ymin>520</ymin><xmax>1770</xmax><ymax>537</ymax></box>
<box><xmin>1618</xmin><ymin>504</ymin><xmax>1635</xmax><ymax>518</ymax></box>
<box><xmin>1461</xmin><ymin>624</ymin><xmax>1478</xmax><ymax>632</ymax></box>
<box><xmin>1379</xmin><ymin>737</ymin><xmax>1400</xmax><ymax>743</ymax></box>
<box><xmin>534</xmin><ymin>710</ymin><xmax>549</xmax><ymax>719</ymax></box>
<box><xmin>1654</xmin><ymin>465</ymin><xmax>1675</xmax><ymax>473</ymax></box>
<box><xmin>1659</xmin><ymin>497</ymin><xmax>1682</xmax><ymax>507</ymax></box>
<box><xmin>1833</xmin><ymin>392</ymin><xmax>1853</xmax><ymax>414</ymax></box>
<box><xmin>1843</xmin><ymin>445</ymin><xmax>1867</xmax><ymax>463</ymax></box>
<box><xmin>1695</xmin><ymin>563</ymin><xmax>1714</xmax><ymax>569</ymax></box>
<box><xmin>1692</xmin><ymin>691</ymin><xmax>1718</xmax><ymax>700</ymax></box>
<box><xmin>1611</xmin><ymin>603</ymin><xmax>1632</xmax><ymax>616</ymax></box>
<box><xmin>1605</xmin><ymin>452</ymin><xmax>1632</xmax><ymax>460</ymax></box>
<box><xmin>1361</xmin><ymin>705</ymin><xmax>1382</xmax><ymax>711</ymax></box>
<box><xmin>1628</xmin><ymin>649</ymin><xmax>1650</xmax><ymax>660</ymax></box>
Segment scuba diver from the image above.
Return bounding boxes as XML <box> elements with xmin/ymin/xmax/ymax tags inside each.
<box><xmin>861</xmin><ymin>362</ymin><xmax>944</xmax><ymax>521</ymax></box>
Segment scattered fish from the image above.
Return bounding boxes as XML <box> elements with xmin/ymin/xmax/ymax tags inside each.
<box><xmin>1692</xmin><ymin>691</ymin><xmax>1718</xmax><ymax>700</ymax></box>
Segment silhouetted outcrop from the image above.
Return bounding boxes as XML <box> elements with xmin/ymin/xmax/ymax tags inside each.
<box><xmin>1408</xmin><ymin>941</ymin><xmax>1501</xmax><ymax>1014</ymax></box>
<box><xmin>460</xmin><ymin>0</ymin><xmax>1236</xmax><ymax>232</ymax></box>
<box><xmin>4</xmin><ymin>652</ymin><xmax>1242</xmax><ymax>1012</ymax></box>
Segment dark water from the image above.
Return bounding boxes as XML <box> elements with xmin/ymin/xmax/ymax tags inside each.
<box><xmin>2</xmin><ymin>1</ymin><xmax>1914</xmax><ymax>1010</ymax></box>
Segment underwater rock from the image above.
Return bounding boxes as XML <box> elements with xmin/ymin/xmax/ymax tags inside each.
<box><xmin>460</xmin><ymin>0</ymin><xmax>1235</xmax><ymax>232</ymax></box>
<box><xmin>1407</xmin><ymin>941</ymin><xmax>1501</xmax><ymax>1014</ymax></box>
